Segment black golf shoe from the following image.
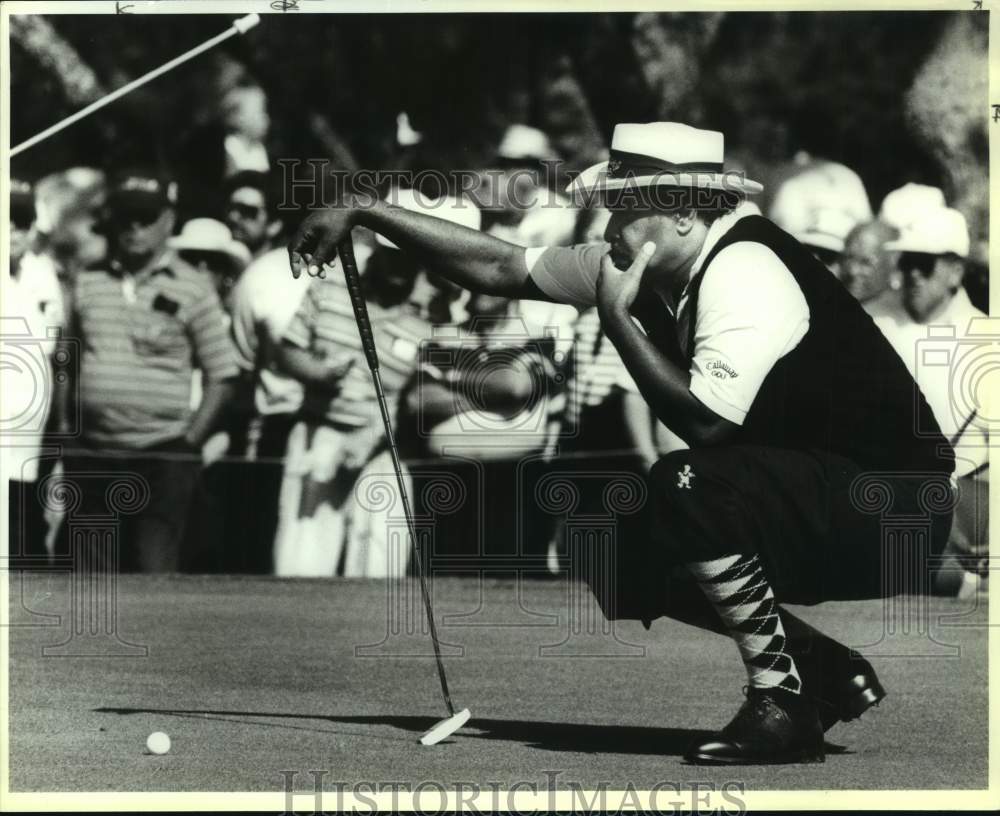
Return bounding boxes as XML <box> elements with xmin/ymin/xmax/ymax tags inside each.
<box><xmin>794</xmin><ymin>640</ymin><xmax>887</xmax><ymax>731</ymax></box>
<box><xmin>685</xmin><ymin>687</ymin><xmax>825</xmax><ymax>766</ymax></box>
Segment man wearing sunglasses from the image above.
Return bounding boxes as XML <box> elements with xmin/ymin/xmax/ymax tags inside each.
<box><xmin>54</xmin><ymin>167</ymin><xmax>240</xmax><ymax>572</ymax></box>
<box><xmin>888</xmin><ymin>210</ymin><xmax>976</xmax><ymax>326</ymax></box>
<box><xmin>223</xmin><ymin>170</ymin><xmax>283</xmax><ymax>261</ymax></box>
<box><xmin>877</xmin><ymin>206</ymin><xmax>983</xmax><ymax>345</ymax></box>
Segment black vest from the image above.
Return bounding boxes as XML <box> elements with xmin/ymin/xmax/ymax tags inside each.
<box><xmin>635</xmin><ymin>215</ymin><xmax>954</xmax><ymax>473</ymax></box>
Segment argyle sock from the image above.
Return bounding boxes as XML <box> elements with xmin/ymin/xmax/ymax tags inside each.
<box><xmin>686</xmin><ymin>552</ymin><xmax>802</xmax><ymax>694</ymax></box>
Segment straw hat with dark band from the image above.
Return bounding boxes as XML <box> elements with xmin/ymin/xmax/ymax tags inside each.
<box><xmin>566</xmin><ymin>122</ymin><xmax>763</xmax><ymax>197</ymax></box>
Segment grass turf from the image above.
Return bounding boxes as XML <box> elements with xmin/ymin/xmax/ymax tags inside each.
<box><xmin>7</xmin><ymin>572</ymin><xmax>988</xmax><ymax>792</ymax></box>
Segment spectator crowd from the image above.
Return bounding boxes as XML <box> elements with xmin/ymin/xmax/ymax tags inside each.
<box><xmin>4</xmin><ymin>80</ymin><xmax>989</xmax><ymax>594</ymax></box>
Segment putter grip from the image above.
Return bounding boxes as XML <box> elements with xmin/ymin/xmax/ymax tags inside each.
<box><xmin>338</xmin><ymin>236</ymin><xmax>380</xmax><ymax>371</ymax></box>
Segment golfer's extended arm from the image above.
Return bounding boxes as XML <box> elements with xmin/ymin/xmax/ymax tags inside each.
<box><xmin>359</xmin><ymin>202</ymin><xmax>535</xmax><ymax>296</ymax></box>
<box><xmin>599</xmin><ymin>307</ymin><xmax>738</xmax><ymax>448</ymax></box>
<box><xmin>293</xmin><ymin>199</ymin><xmax>544</xmax><ymax>299</ymax></box>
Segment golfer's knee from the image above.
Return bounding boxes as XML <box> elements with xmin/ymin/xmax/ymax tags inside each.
<box><xmin>650</xmin><ymin>450</ymin><xmax>723</xmax><ymax>505</ymax></box>
<box><xmin>650</xmin><ymin>450</ymin><xmax>743</xmax><ymax>561</ymax></box>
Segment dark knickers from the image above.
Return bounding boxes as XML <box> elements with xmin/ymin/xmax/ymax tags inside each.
<box><xmin>584</xmin><ymin>445</ymin><xmax>954</xmax><ymax>623</ymax></box>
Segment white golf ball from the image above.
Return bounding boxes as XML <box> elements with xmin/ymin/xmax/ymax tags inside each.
<box><xmin>146</xmin><ymin>731</ymin><xmax>171</xmax><ymax>755</ymax></box>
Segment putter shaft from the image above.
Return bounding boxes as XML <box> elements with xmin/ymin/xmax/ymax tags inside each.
<box><xmin>371</xmin><ymin>368</ymin><xmax>456</xmax><ymax>717</ymax></box>
<box><xmin>338</xmin><ymin>235</ymin><xmax>457</xmax><ymax>719</ymax></box>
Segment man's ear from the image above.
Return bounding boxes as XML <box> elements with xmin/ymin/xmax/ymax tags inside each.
<box><xmin>266</xmin><ymin>218</ymin><xmax>283</xmax><ymax>241</ymax></box>
<box><xmin>674</xmin><ymin>208</ymin><xmax>697</xmax><ymax>236</ymax></box>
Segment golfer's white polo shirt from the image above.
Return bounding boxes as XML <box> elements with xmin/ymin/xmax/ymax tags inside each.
<box><xmin>525</xmin><ymin>207</ymin><xmax>810</xmax><ymax>425</ymax></box>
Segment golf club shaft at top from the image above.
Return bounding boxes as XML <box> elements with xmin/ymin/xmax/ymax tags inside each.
<box><xmin>10</xmin><ymin>14</ymin><xmax>260</xmax><ymax>157</ymax></box>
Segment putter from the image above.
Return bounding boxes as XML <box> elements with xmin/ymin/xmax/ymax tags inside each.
<box><xmin>338</xmin><ymin>234</ymin><xmax>471</xmax><ymax>747</ymax></box>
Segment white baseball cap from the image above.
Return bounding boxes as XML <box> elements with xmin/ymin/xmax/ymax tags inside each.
<box><xmin>794</xmin><ymin>207</ymin><xmax>858</xmax><ymax>253</ymax></box>
<box><xmin>878</xmin><ymin>183</ymin><xmax>946</xmax><ymax>232</ymax></box>
<box><xmin>498</xmin><ymin>124</ymin><xmax>558</xmax><ymax>163</ymax></box>
<box><xmin>769</xmin><ymin>160</ymin><xmax>871</xmax><ymax>239</ymax></box>
<box><xmin>377</xmin><ymin>188</ymin><xmax>482</xmax><ymax>249</ymax></box>
<box><xmin>885</xmin><ymin>207</ymin><xmax>969</xmax><ymax>258</ymax></box>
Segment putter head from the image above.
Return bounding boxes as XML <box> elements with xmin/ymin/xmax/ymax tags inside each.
<box><xmin>419</xmin><ymin>708</ymin><xmax>471</xmax><ymax>746</ymax></box>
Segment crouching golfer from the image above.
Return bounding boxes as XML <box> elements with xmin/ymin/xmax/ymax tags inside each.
<box><xmin>289</xmin><ymin>122</ymin><xmax>955</xmax><ymax>765</ymax></box>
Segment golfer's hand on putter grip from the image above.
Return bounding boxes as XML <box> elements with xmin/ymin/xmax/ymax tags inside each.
<box><xmin>289</xmin><ymin>206</ymin><xmax>355</xmax><ymax>279</ymax></box>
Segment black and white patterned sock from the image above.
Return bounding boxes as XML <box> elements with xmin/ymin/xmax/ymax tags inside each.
<box><xmin>687</xmin><ymin>552</ymin><xmax>802</xmax><ymax>694</ymax></box>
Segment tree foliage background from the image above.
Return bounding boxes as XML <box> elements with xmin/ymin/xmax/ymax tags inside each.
<box><xmin>10</xmin><ymin>10</ymin><xmax>988</xmax><ymax>255</ymax></box>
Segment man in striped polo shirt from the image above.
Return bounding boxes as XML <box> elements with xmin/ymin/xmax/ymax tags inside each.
<box><xmin>273</xmin><ymin>227</ymin><xmax>434</xmax><ymax>577</ymax></box>
<box><xmin>273</xmin><ymin>191</ymin><xmax>481</xmax><ymax>577</ymax></box>
<box><xmin>56</xmin><ymin>168</ymin><xmax>239</xmax><ymax>572</ymax></box>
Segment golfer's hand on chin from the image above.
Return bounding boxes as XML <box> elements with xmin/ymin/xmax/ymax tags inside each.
<box><xmin>596</xmin><ymin>241</ymin><xmax>656</xmax><ymax>319</ymax></box>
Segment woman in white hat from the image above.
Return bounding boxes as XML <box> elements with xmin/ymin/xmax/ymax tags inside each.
<box><xmin>169</xmin><ymin>217</ymin><xmax>252</xmax><ymax>313</ymax></box>
<box><xmin>290</xmin><ymin>122</ymin><xmax>956</xmax><ymax>766</ymax></box>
